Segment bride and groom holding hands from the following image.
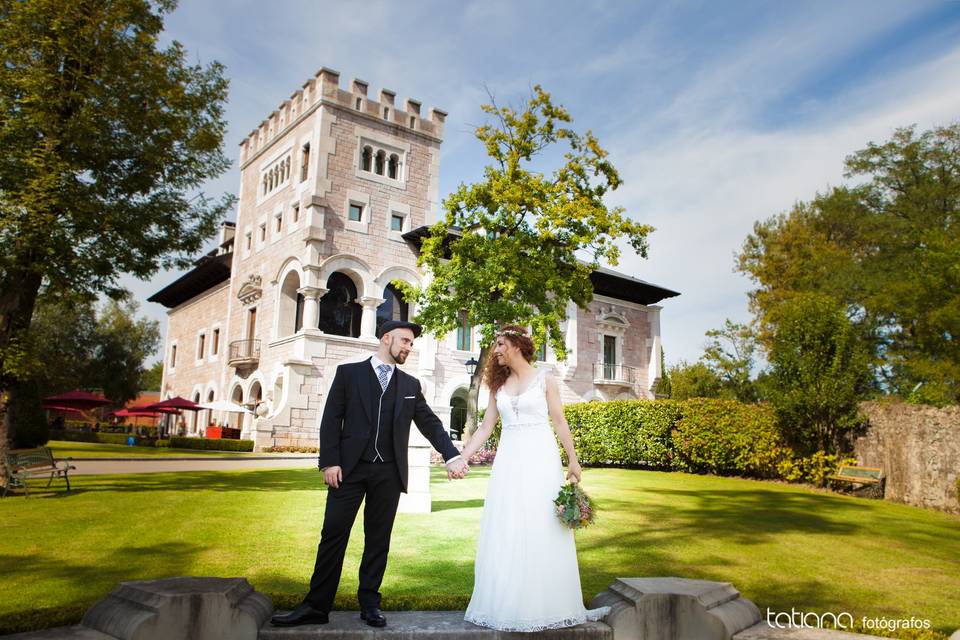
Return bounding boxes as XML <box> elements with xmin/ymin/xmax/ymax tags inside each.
<box><xmin>271</xmin><ymin>320</ymin><xmax>608</xmax><ymax>632</ymax></box>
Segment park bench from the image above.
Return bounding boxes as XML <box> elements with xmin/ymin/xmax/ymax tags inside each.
<box><xmin>829</xmin><ymin>464</ymin><xmax>885</xmax><ymax>498</ymax></box>
<box><xmin>2</xmin><ymin>447</ymin><xmax>75</xmax><ymax>498</ymax></box>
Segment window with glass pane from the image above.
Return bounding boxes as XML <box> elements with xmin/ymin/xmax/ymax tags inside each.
<box><xmin>603</xmin><ymin>335</ymin><xmax>617</xmax><ymax>379</ymax></box>
<box><xmin>391</xmin><ymin>214</ymin><xmax>404</xmax><ymax>231</ymax></box>
<box><xmin>456</xmin><ymin>313</ymin><xmax>471</xmax><ymax>351</ymax></box>
<box><xmin>535</xmin><ymin>342</ymin><xmax>546</xmax><ymax>361</ymax></box>
<box><xmin>348</xmin><ymin>204</ymin><xmax>362</xmax><ymax>222</ymax></box>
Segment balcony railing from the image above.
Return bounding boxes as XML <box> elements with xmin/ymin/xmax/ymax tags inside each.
<box><xmin>228</xmin><ymin>339</ymin><xmax>260</xmax><ymax>367</ymax></box>
<box><xmin>593</xmin><ymin>362</ymin><xmax>637</xmax><ymax>386</ymax></box>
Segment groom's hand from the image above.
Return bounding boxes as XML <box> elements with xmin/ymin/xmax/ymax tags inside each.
<box><xmin>323</xmin><ymin>465</ymin><xmax>343</xmax><ymax>489</ymax></box>
<box><xmin>446</xmin><ymin>458</ymin><xmax>468</xmax><ymax>480</ymax></box>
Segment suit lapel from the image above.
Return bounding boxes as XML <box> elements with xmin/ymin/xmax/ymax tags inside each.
<box><xmin>357</xmin><ymin>358</ymin><xmax>376</xmax><ymax>426</ymax></box>
<box><xmin>393</xmin><ymin>369</ymin><xmax>409</xmax><ymax>425</ymax></box>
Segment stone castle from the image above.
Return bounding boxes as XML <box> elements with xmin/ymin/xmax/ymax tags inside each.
<box><xmin>149</xmin><ymin>67</ymin><xmax>679</xmax><ymax>451</ymax></box>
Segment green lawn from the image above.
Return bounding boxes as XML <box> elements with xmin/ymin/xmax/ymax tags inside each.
<box><xmin>1</xmin><ymin>467</ymin><xmax>958</xmax><ymax>637</ymax></box>
<box><xmin>46</xmin><ymin>440</ymin><xmax>277</xmax><ymax>458</ymax></box>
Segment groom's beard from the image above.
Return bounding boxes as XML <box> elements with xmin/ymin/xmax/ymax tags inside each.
<box><xmin>390</xmin><ymin>344</ymin><xmax>409</xmax><ymax>364</ymax></box>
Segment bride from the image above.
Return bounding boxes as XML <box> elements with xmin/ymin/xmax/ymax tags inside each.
<box><xmin>460</xmin><ymin>324</ymin><xmax>610</xmax><ymax>632</ymax></box>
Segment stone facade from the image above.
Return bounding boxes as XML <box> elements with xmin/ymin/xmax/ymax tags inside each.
<box><xmin>152</xmin><ymin>68</ymin><xmax>677</xmax><ymax>451</ymax></box>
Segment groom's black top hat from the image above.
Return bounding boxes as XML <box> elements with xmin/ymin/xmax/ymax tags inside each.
<box><xmin>377</xmin><ymin>320</ymin><xmax>423</xmax><ymax>339</ymax></box>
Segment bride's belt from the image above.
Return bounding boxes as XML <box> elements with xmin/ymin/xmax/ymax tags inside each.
<box><xmin>502</xmin><ymin>421</ymin><xmax>551</xmax><ymax>430</ymax></box>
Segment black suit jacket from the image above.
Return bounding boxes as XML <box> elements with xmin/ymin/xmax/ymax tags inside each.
<box><xmin>317</xmin><ymin>358</ymin><xmax>461</xmax><ymax>492</ymax></box>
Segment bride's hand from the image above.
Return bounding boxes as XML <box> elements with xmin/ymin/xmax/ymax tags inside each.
<box><xmin>566</xmin><ymin>461</ymin><xmax>582</xmax><ymax>484</ymax></box>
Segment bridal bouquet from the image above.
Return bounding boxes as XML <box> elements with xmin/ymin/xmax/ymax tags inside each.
<box><xmin>553</xmin><ymin>482</ymin><xmax>595</xmax><ymax>529</ymax></box>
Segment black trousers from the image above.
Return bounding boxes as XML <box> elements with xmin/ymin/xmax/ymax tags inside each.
<box><xmin>305</xmin><ymin>461</ymin><xmax>403</xmax><ymax>611</ymax></box>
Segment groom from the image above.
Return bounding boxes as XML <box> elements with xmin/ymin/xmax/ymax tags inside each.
<box><xmin>271</xmin><ymin>320</ymin><xmax>469</xmax><ymax>628</ymax></box>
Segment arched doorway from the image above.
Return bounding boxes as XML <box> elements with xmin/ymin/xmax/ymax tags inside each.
<box><xmin>191</xmin><ymin>391</ymin><xmax>201</xmax><ymax>434</ymax></box>
<box><xmin>279</xmin><ymin>269</ymin><xmax>303</xmax><ymax>336</ymax></box>
<box><xmin>230</xmin><ymin>386</ymin><xmax>244</xmax><ymax>429</ymax></box>
<box><xmin>449</xmin><ymin>388</ymin><xmax>468</xmax><ymax>440</ymax></box>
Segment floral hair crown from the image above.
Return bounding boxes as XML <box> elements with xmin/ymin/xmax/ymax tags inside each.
<box><xmin>498</xmin><ymin>328</ymin><xmax>527</xmax><ymax>338</ymax></box>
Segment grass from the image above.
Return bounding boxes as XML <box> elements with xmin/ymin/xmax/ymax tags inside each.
<box><xmin>1</xmin><ymin>467</ymin><xmax>958</xmax><ymax>636</ymax></box>
<box><xmin>45</xmin><ymin>440</ymin><xmax>277</xmax><ymax>458</ymax></box>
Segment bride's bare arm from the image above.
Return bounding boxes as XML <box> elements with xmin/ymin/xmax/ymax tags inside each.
<box><xmin>546</xmin><ymin>373</ymin><xmax>582</xmax><ymax>482</ymax></box>
<box><xmin>460</xmin><ymin>392</ymin><xmax>500</xmax><ymax>461</ymax></box>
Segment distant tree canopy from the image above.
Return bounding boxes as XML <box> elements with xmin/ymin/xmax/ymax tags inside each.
<box><xmin>737</xmin><ymin>123</ymin><xmax>960</xmax><ymax>405</ymax></box>
<box><xmin>0</xmin><ymin>0</ymin><xmax>233</xmax><ymax>449</ymax></box>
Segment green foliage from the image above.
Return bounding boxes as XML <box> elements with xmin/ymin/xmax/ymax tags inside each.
<box><xmin>154</xmin><ymin>439</ymin><xmax>170</xmax><ymax>448</ymax></box>
<box><xmin>396</xmin><ymin>85</ymin><xmax>653</xmax><ymax>437</ymax></box>
<box><xmin>140</xmin><ymin>360</ymin><xmax>163</xmax><ymax>392</ymax></box>
<box><xmin>671</xmin><ymin>399</ymin><xmax>783</xmax><ymax>477</ymax></box>
<box><xmin>168</xmin><ymin>436</ymin><xmax>254</xmax><ymax>452</ymax></box>
<box><xmin>49</xmin><ymin>430</ymin><xmax>137</xmax><ymax>446</ymax></box>
<box><xmin>766</xmin><ymin>293</ymin><xmax>873</xmax><ymax>454</ymax></box>
<box><xmin>0</xmin><ymin>0</ymin><xmax>233</xmax><ymax>447</ymax></box>
<box><xmin>666</xmin><ymin>360</ymin><xmax>724</xmax><ymax>400</ymax></box>
<box><xmin>737</xmin><ymin>123</ymin><xmax>960</xmax><ymax>405</ymax></box>
<box><xmin>702</xmin><ymin>320</ymin><xmax>763</xmax><ymax>402</ymax></box>
<box><xmin>24</xmin><ymin>297</ymin><xmax>159</xmax><ymax>405</ymax></box>
<box><xmin>564</xmin><ymin>400</ymin><xmax>679</xmax><ymax>467</ymax></box>
<box><xmin>776</xmin><ymin>451</ymin><xmax>858</xmax><ymax>487</ymax></box>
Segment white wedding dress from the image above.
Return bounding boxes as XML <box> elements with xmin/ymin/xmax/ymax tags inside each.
<box><xmin>464</xmin><ymin>367</ymin><xmax>610</xmax><ymax>632</ymax></box>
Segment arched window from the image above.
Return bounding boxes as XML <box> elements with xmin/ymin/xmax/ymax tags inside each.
<box><xmin>279</xmin><ymin>270</ymin><xmax>302</xmax><ymax>337</ymax></box>
<box><xmin>318</xmin><ymin>272</ymin><xmax>361</xmax><ymax>338</ymax></box>
<box><xmin>376</xmin><ymin>283</ymin><xmax>409</xmax><ymax>335</ymax></box>
<box><xmin>374</xmin><ymin>150</ymin><xmax>385</xmax><ymax>175</ymax></box>
<box><xmin>284</xmin><ymin>157</ymin><xmax>291</xmax><ymax>181</ymax></box>
<box><xmin>205</xmin><ymin>390</ymin><xmax>215</xmax><ymax>429</ymax></box>
<box><xmin>388</xmin><ymin>154</ymin><xmax>399</xmax><ymax>179</ymax></box>
<box><xmin>229</xmin><ymin>386</ymin><xmax>244</xmax><ymax>429</ymax></box>
<box><xmin>262</xmin><ymin>175</ymin><xmax>268</xmax><ymax>195</ymax></box>
<box><xmin>192</xmin><ymin>392</ymin><xmax>201</xmax><ymax>433</ymax></box>
<box><xmin>361</xmin><ymin>146</ymin><xmax>372</xmax><ymax>172</ymax></box>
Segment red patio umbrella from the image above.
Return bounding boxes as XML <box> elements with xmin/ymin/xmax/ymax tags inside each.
<box><xmin>144</xmin><ymin>396</ymin><xmax>201</xmax><ymax>412</ymax></box>
<box><xmin>43</xmin><ymin>390</ymin><xmax>111</xmax><ymax>410</ymax></box>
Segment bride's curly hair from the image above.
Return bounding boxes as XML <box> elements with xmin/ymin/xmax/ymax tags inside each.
<box><xmin>484</xmin><ymin>324</ymin><xmax>536</xmax><ymax>394</ymax></box>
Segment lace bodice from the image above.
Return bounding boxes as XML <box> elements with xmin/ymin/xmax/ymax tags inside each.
<box><xmin>496</xmin><ymin>368</ymin><xmax>549</xmax><ymax>428</ymax></box>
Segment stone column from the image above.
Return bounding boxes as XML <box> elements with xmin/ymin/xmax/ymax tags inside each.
<box><xmin>398</xmin><ymin>427</ymin><xmax>432</xmax><ymax>513</ymax></box>
<box><xmin>298</xmin><ymin>286</ymin><xmax>326</xmax><ymax>331</ymax></box>
<box><xmin>358</xmin><ymin>296</ymin><xmax>385</xmax><ymax>339</ymax></box>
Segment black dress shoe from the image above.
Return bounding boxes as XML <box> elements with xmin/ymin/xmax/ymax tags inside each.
<box><xmin>360</xmin><ymin>607</ymin><xmax>387</xmax><ymax>627</ymax></box>
<box><xmin>270</xmin><ymin>602</ymin><xmax>329</xmax><ymax>626</ymax></box>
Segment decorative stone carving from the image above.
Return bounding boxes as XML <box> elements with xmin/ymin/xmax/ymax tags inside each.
<box><xmin>237</xmin><ymin>275</ymin><xmax>263</xmax><ymax>305</ymax></box>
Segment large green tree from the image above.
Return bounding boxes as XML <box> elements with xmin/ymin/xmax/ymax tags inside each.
<box><xmin>0</xmin><ymin>0</ymin><xmax>233</xmax><ymax>449</ymax></box>
<box><xmin>399</xmin><ymin>87</ymin><xmax>652</xmax><ymax>438</ymax></box>
<box><xmin>738</xmin><ymin>124</ymin><xmax>960</xmax><ymax>404</ymax></box>
<box><xmin>765</xmin><ymin>293</ymin><xmax>874</xmax><ymax>454</ymax></box>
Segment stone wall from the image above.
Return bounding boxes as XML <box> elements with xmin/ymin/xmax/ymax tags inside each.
<box><xmin>856</xmin><ymin>401</ymin><xmax>960</xmax><ymax>513</ymax></box>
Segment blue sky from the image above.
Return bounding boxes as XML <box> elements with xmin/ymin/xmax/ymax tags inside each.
<box><xmin>129</xmin><ymin>0</ymin><xmax>960</xmax><ymax>366</ymax></box>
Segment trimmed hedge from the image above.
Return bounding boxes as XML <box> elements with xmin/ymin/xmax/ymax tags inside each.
<box><xmin>560</xmin><ymin>397</ymin><xmax>852</xmax><ymax>484</ymax></box>
<box><xmin>168</xmin><ymin>436</ymin><xmax>254</xmax><ymax>452</ymax></box>
<box><xmin>671</xmin><ymin>399</ymin><xmax>783</xmax><ymax>478</ymax></box>
<box><xmin>48</xmin><ymin>430</ymin><xmax>140</xmax><ymax>446</ymax></box>
<box><xmin>564</xmin><ymin>400</ymin><xmax>679</xmax><ymax>468</ymax></box>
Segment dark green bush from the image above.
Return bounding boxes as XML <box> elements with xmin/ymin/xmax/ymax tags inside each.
<box><xmin>47</xmin><ymin>430</ymin><xmax>135</xmax><ymax>445</ymax></box>
<box><xmin>671</xmin><ymin>398</ymin><xmax>783</xmax><ymax>477</ymax></box>
<box><xmin>565</xmin><ymin>400</ymin><xmax>680</xmax><ymax>468</ymax></box>
<box><xmin>168</xmin><ymin>436</ymin><xmax>254</xmax><ymax>452</ymax></box>
<box><xmin>154</xmin><ymin>439</ymin><xmax>170</xmax><ymax>448</ymax></box>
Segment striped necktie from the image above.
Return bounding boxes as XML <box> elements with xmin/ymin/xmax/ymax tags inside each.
<box><xmin>376</xmin><ymin>364</ymin><xmax>391</xmax><ymax>391</ymax></box>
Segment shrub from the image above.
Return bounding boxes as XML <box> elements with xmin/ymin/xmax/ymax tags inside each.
<box><xmin>777</xmin><ymin>451</ymin><xmax>858</xmax><ymax>487</ymax></box>
<box><xmin>168</xmin><ymin>436</ymin><xmax>254</xmax><ymax>452</ymax></box>
<box><xmin>564</xmin><ymin>400</ymin><xmax>680</xmax><ymax>467</ymax></box>
<box><xmin>671</xmin><ymin>399</ymin><xmax>783</xmax><ymax>478</ymax></box>
<box><xmin>48</xmin><ymin>430</ymin><xmax>137</xmax><ymax>445</ymax></box>
<box><xmin>262</xmin><ymin>446</ymin><xmax>318</xmax><ymax>453</ymax></box>
<box><xmin>154</xmin><ymin>439</ymin><xmax>170</xmax><ymax>448</ymax></box>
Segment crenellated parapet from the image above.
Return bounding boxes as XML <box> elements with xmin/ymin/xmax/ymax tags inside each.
<box><xmin>239</xmin><ymin>66</ymin><xmax>446</xmax><ymax>164</ymax></box>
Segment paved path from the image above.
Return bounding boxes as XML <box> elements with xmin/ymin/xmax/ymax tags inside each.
<box><xmin>68</xmin><ymin>455</ymin><xmax>317</xmax><ymax>475</ymax></box>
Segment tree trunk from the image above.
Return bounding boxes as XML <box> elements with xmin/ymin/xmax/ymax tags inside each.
<box><xmin>463</xmin><ymin>346</ymin><xmax>490</xmax><ymax>447</ymax></box>
<box><xmin>0</xmin><ymin>269</ymin><xmax>44</xmax><ymax>454</ymax></box>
